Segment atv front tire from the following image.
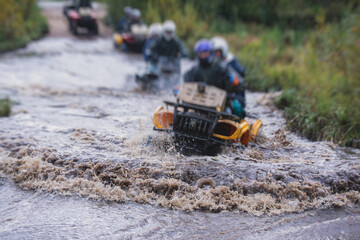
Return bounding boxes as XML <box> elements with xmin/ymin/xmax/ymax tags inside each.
<box><xmin>70</xmin><ymin>21</ymin><xmax>78</xmax><ymax>35</ymax></box>
<box><xmin>90</xmin><ymin>23</ymin><xmax>98</xmax><ymax>35</ymax></box>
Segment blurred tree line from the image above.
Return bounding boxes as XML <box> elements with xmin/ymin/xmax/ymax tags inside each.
<box><xmin>106</xmin><ymin>0</ymin><xmax>358</xmax><ymax>31</ymax></box>
<box><xmin>0</xmin><ymin>0</ymin><xmax>48</xmax><ymax>52</ymax></box>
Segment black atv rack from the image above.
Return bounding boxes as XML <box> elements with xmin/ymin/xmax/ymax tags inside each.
<box><xmin>159</xmin><ymin>101</ymin><xmax>239</xmax><ymax>155</ymax></box>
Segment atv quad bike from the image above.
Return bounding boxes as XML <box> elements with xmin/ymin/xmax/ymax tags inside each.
<box><xmin>113</xmin><ymin>24</ymin><xmax>148</xmax><ymax>53</ymax></box>
<box><xmin>153</xmin><ymin>82</ymin><xmax>262</xmax><ymax>155</ymax></box>
<box><xmin>135</xmin><ymin>57</ymin><xmax>181</xmax><ymax>91</ymax></box>
<box><xmin>63</xmin><ymin>0</ymin><xmax>98</xmax><ymax>35</ymax></box>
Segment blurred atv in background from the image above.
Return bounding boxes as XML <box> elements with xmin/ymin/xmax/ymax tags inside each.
<box><xmin>63</xmin><ymin>0</ymin><xmax>98</xmax><ymax>36</ymax></box>
<box><xmin>113</xmin><ymin>24</ymin><xmax>148</xmax><ymax>53</ymax></box>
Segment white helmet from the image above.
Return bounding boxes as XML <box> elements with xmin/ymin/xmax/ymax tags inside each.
<box><xmin>210</xmin><ymin>36</ymin><xmax>229</xmax><ymax>59</ymax></box>
<box><xmin>148</xmin><ymin>23</ymin><xmax>163</xmax><ymax>38</ymax></box>
<box><xmin>124</xmin><ymin>6</ymin><xmax>132</xmax><ymax>15</ymax></box>
<box><xmin>132</xmin><ymin>9</ymin><xmax>141</xmax><ymax>19</ymax></box>
<box><xmin>163</xmin><ymin>20</ymin><xmax>176</xmax><ymax>41</ymax></box>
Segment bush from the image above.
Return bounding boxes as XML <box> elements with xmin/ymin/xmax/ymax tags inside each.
<box><xmin>0</xmin><ymin>0</ymin><xmax>48</xmax><ymax>52</ymax></box>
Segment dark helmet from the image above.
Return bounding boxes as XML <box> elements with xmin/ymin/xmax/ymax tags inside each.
<box><xmin>194</xmin><ymin>39</ymin><xmax>213</xmax><ymax>64</ymax></box>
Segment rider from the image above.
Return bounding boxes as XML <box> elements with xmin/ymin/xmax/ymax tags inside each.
<box><xmin>148</xmin><ymin>20</ymin><xmax>188</xmax><ymax>68</ymax></box>
<box><xmin>126</xmin><ymin>8</ymin><xmax>144</xmax><ymax>32</ymax></box>
<box><xmin>210</xmin><ymin>36</ymin><xmax>246</xmax><ymax>78</ymax></box>
<box><xmin>184</xmin><ymin>39</ymin><xmax>245</xmax><ymax>119</ymax></box>
<box><xmin>117</xmin><ymin>6</ymin><xmax>132</xmax><ymax>33</ymax></box>
<box><xmin>210</xmin><ymin>36</ymin><xmax>246</xmax><ymax>108</ymax></box>
<box><xmin>143</xmin><ymin>23</ymin><xmax>163</xmax><ymax>62</ymax></box>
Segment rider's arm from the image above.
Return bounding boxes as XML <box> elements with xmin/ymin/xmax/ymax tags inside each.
<box><xmin>177</xmin><ymin>39</ymin><xmax>188</xmax><ymax>58</ymax></box>
<box><xmin>183</xmin><ymin>68</ymin><xmax>196</xmax><ymax>82</ymax></box>
<box><xmin>148</xmin><ymin>39</ymin><xmax>159</xmax><ymax>64</ymax></box>
<box><xmin>228</xmin><ymin>57</ymin><xmax>246</xmax><ymax>78</ymax></box>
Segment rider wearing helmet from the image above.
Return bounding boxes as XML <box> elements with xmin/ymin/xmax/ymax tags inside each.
<box><xmin>148</xmin><ymin>20</ymin><xmax>188</xmax><ymax>64</ymax></box>
<box><xmin>184</xmin><ymin>39</ymin><xmax>245</xmax><ymax>119</ymax></box>
<box><xmin>118</xmin><ymin>6</ymin><xmax>132</xmax><ymax>32</ymax></box>
<box><xmin>126</xmin><ymin>8</ymin><xmax>144</xmax><ymax>31</ymax></box>
<box><xmin>211</xmin><ymin>36</ymin><xmax>246</xmax><ymax>107</ymax></box>
<box><xmin>211</xmin><ymin>36</ymin><xmax>246</xmax><ymax>78</ymax></box>
<box><xmin>143</xmin><ymin>23</ymin><xmax>163</xmax><ymax>61</ymax></box>
<box><xmin>184</xmin><ymin>39</ymin><xmax>226</xmax><ymax>87</ymax></box>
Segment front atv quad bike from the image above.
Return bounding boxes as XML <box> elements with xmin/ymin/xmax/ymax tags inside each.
<box><xmin>153</xmin><ymin>82</ymin><xmax>262</xmax><ymax>155</ymax></box>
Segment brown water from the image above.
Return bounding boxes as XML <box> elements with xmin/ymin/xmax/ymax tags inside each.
<box><xmin>0</xmin><ymin>17</ymin><xmax>360</xmax><ymax>240</ymax></box>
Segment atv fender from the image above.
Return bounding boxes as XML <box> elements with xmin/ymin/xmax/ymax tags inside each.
<box><xmin>153</xmin><ymin>106</ymin><xmax>173</xmax><ymax>130</ymax></box>
<box><xmin>113</xmin><ymin>34</ymin><xmax>123</xmax><ymax>46</ymax></box>
<box><xmin>213</xmin><ymin>119</ymin><xmax>250</xmax><ymax>146</ymax></box>
<box><xmin>250</xmin><ymin>119</ymin><xmax>262</xmax><ymax>142</ymax></box>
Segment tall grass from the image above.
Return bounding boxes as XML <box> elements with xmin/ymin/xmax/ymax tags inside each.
<box><xmin>226</xmin><ymin>10</ymin><xmax>360</xmax><ymax>147</ymax></box>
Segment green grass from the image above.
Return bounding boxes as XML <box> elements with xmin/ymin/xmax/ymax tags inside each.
<box><xmin>225</xmin><ymin>11</ymin><xmax>360</xmax><ymax>147</ymax></box>
<box><xmin>0</xmin><ymin>98</ymin><xmax>11</xmax><ymax>117</ymax></box>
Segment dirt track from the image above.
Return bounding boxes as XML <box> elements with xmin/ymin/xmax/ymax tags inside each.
<box><xmin>39</xmin><ymin>1</ymin><xmax>113</xmax><ymax>38</ymax></box>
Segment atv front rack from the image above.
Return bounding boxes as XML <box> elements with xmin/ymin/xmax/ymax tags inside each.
<box><xmin>161</xmin><ymin>101</ymin><xmax>239</xmax><ymax>155</ymax></box>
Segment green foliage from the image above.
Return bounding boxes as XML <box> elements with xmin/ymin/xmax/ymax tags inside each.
<box><xmin>0</xmin><ymin>0</ymin><xmax>48</xmax><ymax>52</ymax></box>
<box><xmin>0</xmin><ymin>98</ymin><xmax>11</xmax><ymax>117</ymax></box>
<box><xmin>250</xmin><ymin>9</ymin><xmax>360</xmax><ymax>146</ymax></box>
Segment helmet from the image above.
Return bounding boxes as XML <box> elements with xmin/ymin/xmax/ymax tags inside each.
<box><xmin>194</xmin><ymin>39</ymin><xmax>213</xmax><ymax>64</ymax></box>
<box><xmin>210</xmin><ymin>36</ymin><xmax>229</xmax><ymax>59</ymax></box>
<box><xmin>163</xmin><ymin>20</ymin><xmax>176</xmax><ymax>41</ymax></box>
<box><xmin>194</xmin><ymin>39</ymin><xmax>212</xmax><ymax>53</ymax></box>
<box><xmin>132</xmin><ymin>9</ymin><xmax>141</xmax><ymax>19</ymax></box>
<box><xmin>124</xmin><ymin>6</ymin><xmax>132</xmax><ymax>15</ymax></box>
<box><xmin>148</xmin><ymin>23</ymin><xmax>163</xmax><ymax>38</ymax></box>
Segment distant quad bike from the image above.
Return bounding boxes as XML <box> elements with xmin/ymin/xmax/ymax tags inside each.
<box><xmin>113</xmin><ymin>24</ymin><xmax>148</xmax><ymax>53</ymax></box>
<box><xmin>135</xmin><ymin>56</ymin><xmax>181</xmax><ymax>91</ymax></box>
<box><xmin>152</xmin><ymin>82</ymin><xmax>262</xmax><ymax>155</ymax></box>
<box><xmin>63</xmin><ymin>0</ymin><xmax>98</xmax><ymax>35</ymax></box>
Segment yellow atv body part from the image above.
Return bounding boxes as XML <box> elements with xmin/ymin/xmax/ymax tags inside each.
<box><xmin>113</xmin><ymin>33</ymin><xmax>123</xmax><ymax>46</ymax></box>
<box><xmin>213</xmin><ymin>119</ymin><xmax>250</xmax><ymax>146</ymax></box>
<box><xmin>250</xmin><ymin>119</ymin><xmax>262</xmax><ymax>142</ymax></box>
<box><xmin>153</xmin><ymin>106</ymin><xmax>173</xmax><ymax>130</ymax></box>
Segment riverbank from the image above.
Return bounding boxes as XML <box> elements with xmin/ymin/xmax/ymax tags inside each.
<box><xmin>225</xmin><ymin>11</ymin><xmax>360</xmax><ymax>148</ymax></box>
<box><xmin>0</xmin><ymin>1</ymin><xmax>48</xmax><ymax>53</ymax></box>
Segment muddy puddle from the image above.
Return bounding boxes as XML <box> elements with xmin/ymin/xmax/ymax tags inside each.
<box><xmin>0</xmin><ymin>30</ymin><xmax>359</xmax><ymax>239</ymax></box>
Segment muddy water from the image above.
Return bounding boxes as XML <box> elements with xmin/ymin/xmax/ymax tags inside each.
<box><xmin>0</xmin><ymin>36</ymin><xmax>359</xmax><ymax>239</ymax></box>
